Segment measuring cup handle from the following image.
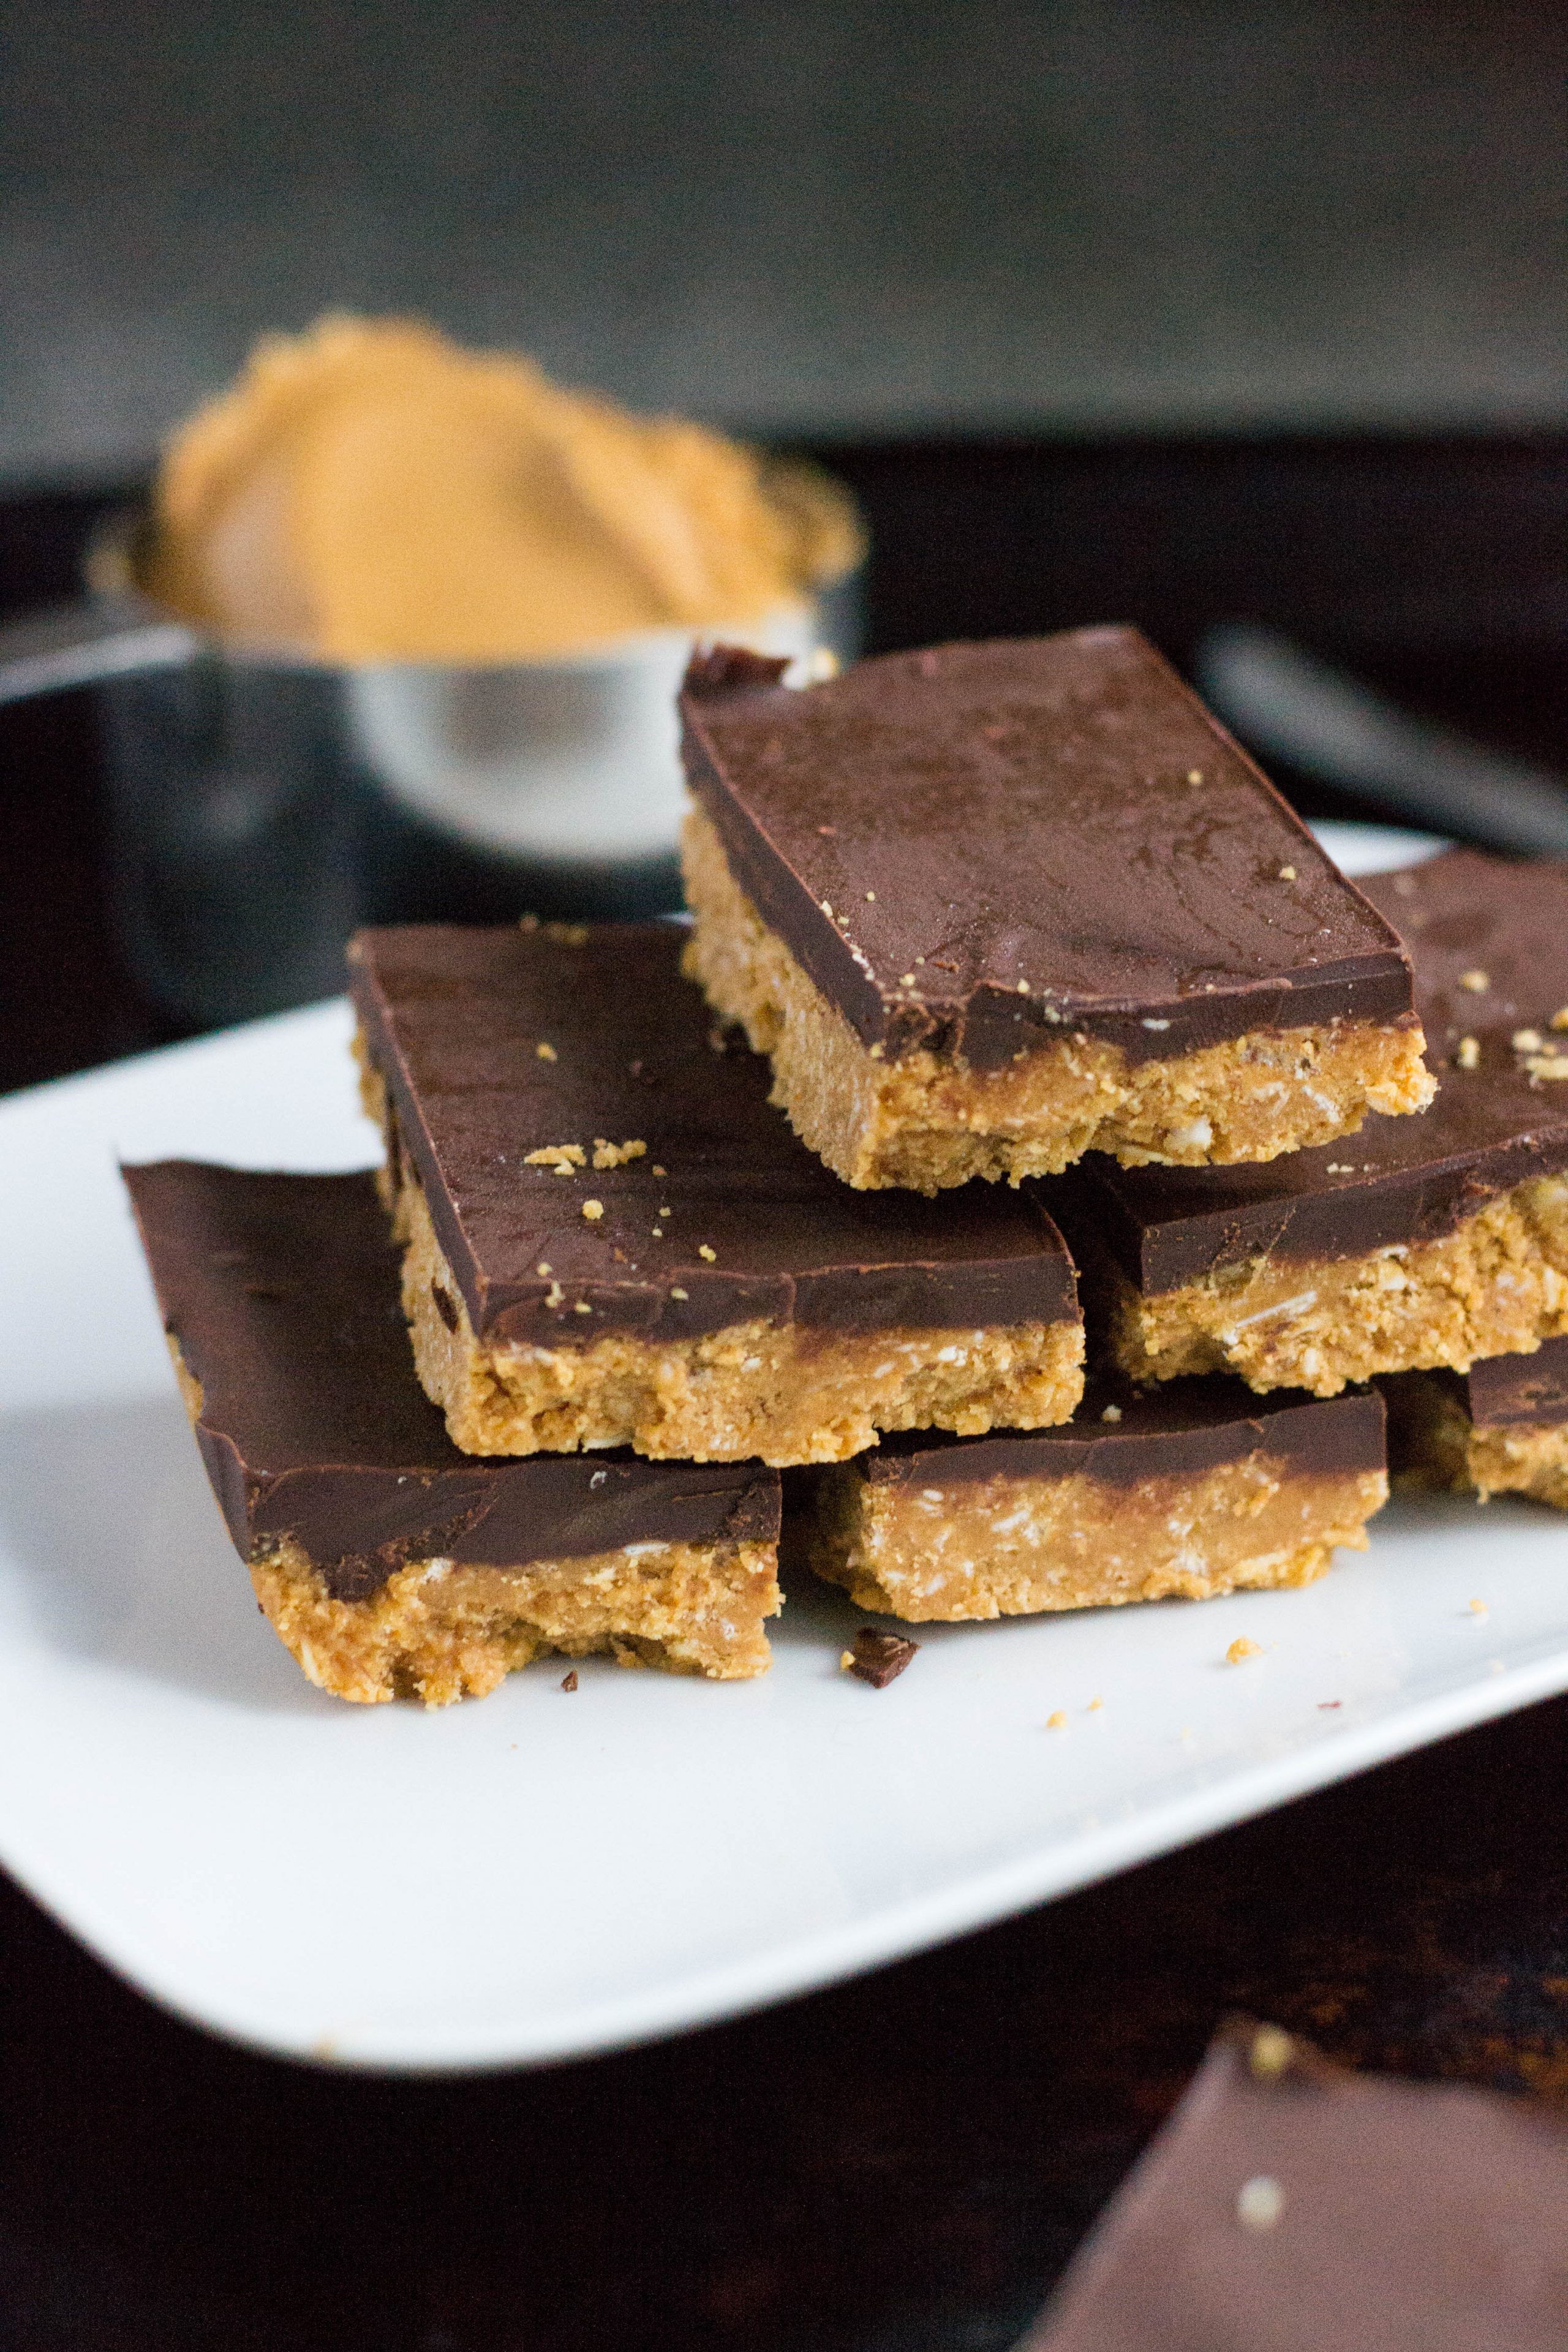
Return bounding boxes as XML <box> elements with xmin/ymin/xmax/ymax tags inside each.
<box><xmin>0</xmin><ymin>599</ymin><xmax>198</xmax><ymax>706</ymax></box>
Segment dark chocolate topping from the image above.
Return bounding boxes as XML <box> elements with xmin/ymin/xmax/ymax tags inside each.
<box><xmin>1022</xmin><ymin>2019</ymin><xmax>1568</xmax><ymax>2350</ymax></box>
<box><xmin>123</xmin><ymin>1163</ymin><xmax>780</xmax><ymax>1600</ymax></box>
<box><xmin>350</xmin><ymin>921</ymin><xmax>1077</xmax><ymax>1347</ymax></box>
<box><xmin>858</xmin><ymin>1376</ymin><xmax>1384</xmax><ymax>1493</ymax></box>
<box><xmin>1057</xmin><ymin>850</ymin><xmax>1568</xmax><ymax>1292</ymax></box>
<box><xmin>1460</xmin><ymin>1333</ymin><xmax>1568</xmax><ymax>1430</ymax></box>
<box><xmin>679</xmin><ymin>631</ymin><xmax>1414</xmax><ymax>1071</ymax></box>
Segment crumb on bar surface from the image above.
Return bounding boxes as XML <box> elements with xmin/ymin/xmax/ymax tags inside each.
<box><xmin>679</xmin><ymin>804</ymin><xmax>1431</xmax><ymax>1191</ymax></box>
<box><xmin>347</xmin><ymin>922</ymin><xmax>1085</xmax><ymax>1453</ymax></box>
<box><xmin>393</xmin><ymin>1153</ymin><xmax>1084</xmax><ymax>1462</ymax></box>
<box><xmin>1061</xmin><ymin>850</ymin><xmax>1568</xmax><ymax>1392</ymax></box>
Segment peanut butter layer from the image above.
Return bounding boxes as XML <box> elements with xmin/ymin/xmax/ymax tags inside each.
<box><xmin>678</xmin><ymin>633</ymin><xmax>1430</xmax><ymax>1188</ymax></box>
<box><xmin>350</xmin><ymin>921</ymin><xmax>1083</xmax><ymax>1461</ymax></box>
<box><xmin>1384</xmin><ymin>1334</ymin><xmax>1568</xmax><ymax>1509</ymax></box>
<box><xmin>389</xmin><ymin>1147</ymin><xmax>1082</xmax><ymax>1461</ymax></box>
<box><xmin>252</xmin><ymin>1534</ymin><xmax>777</xmax><ymax>1703</ymax></box>
<box><xmin>122</xmin><ymin>1162</ymin><xmax>782</xmax><ymax>1702</ymax></box>
<box><xmin>801</xmin><ymin>1379</ymin><xmax>1386</xmax><ymax>1622</ymax></box>
<box><xmin>1058</xmin><ymin>850</ymin><xmax>1568</xmax><ymax>1395</ymax></box>
<box><xmin>681</xmin><ymin>802</ymin><xmax>1428</xmax><ymax>1191</ymax></box>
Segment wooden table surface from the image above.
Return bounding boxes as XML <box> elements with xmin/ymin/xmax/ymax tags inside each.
<box><xmin>3</xmin><ymin>450</ymin><xmax>1566</xmax><ymax>2348</ymax></box>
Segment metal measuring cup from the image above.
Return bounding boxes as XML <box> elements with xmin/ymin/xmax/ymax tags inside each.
<box><xmin>0</xmin><ymin>507</ymin><xmax>857</xmax><ymax>1028</ymax></box>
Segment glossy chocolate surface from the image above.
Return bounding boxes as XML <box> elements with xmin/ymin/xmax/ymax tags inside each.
<box><xmin>859</xmin><ymin>1376</ymin><xmax>1384</xmax><ymax>1493</ymax></box>
<box><xmin>1022</xmin><ymin>2020</ymin><xmax>1568</xmax><ymax>2350</ymax></box>
<box><xmin>679</xmin><ymin>633</ymin><xmax>1413</xmax><ymax>1071</ymax></box>
<box><xmin>350</xmin><ymin>921</ymin><xmax>1077</xmax><ymax>1348</ymax></box>
<box><xmin>124</xmin><ymin>1163</ymin><xmax>780</xmax><ymax>1600</ymax></box>
<box><xmin>1059</xmin><ymin>850</ymin><xmax>1568</xmax><ymax>1292</ymax></box>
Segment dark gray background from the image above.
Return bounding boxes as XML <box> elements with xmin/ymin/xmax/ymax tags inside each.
<box><xmin>1</xmin><ymin>0</ymin><xmax>1563</xmax><ymax>483</ymax></box>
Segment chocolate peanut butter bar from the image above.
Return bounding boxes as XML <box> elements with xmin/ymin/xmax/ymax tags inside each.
<box><xmin>350</xmin><ymin>922</ymin><xmax>1083</xmax><ymax>1464</ymax></box>
<box><xmin>1058</xmin><ymin>850</ymin><xmax>1568</xmax><ymax>1396</ymax></box>
<box><xmin>124</xmin><ymin>1163</ymin><xmax>783</xmax><ymax>1702</ymax></box>
<box><xmin>1021</xmin><ymin>2019</ymin><xmax>1568</xmax><ymax>2351</ymax></box>
<box><xmin>1384</xmin><ymin>1335</ymin><xmax>1568</xmax><ymax>1509</ymax></box>
<box><xmin>678</xmin><ymin>631</ymin><xmax>1431</xmax><ymax>1193</ymax></box>
<box><xmin>799</xmin><ymin>1378</ymin><xmax>1385</xmax><ymax>1622</ymax></box>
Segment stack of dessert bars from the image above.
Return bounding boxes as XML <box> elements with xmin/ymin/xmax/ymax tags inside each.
<box><xmin>126</xmin><ymin>626</ymin><xmax>1568</xmax><ymax>1703</ymax></box>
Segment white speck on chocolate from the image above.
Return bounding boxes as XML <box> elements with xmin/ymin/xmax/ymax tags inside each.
<box><xmin>1236</xmin><ymin>2176</ymin><xmax>1284</xmax><ymax>2231</ymax></box>
<box><xmin>535</xmin><ymin>1041</ymin><xmax>557</xmax><ymax>1061</ymax></box>
<box><xmin>1460</xmin><ymin>968</ymin><xmax>1490</xmax><ymax>992</ymax></box>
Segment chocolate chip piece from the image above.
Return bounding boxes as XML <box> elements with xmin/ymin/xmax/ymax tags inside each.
<box><xmin>560</xmin><ymin>1669</ymin><xmax>579</xmax><ymax>1692</ymax></box>
<box><xmin>846</xmin><ymin>1627</ymin><xmax>918</xmax><ymax>1688</ymax></box>
<box><xmin>431</xmin><ymin>1281</ymin><xmax>459</xmax><ymax>1332</ymax></box>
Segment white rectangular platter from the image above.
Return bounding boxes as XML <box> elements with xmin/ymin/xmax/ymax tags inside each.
<box><xmin>4</xmin><ymin>824</ymin><xmax>1566</xmax><ymax>2073</ymax></box>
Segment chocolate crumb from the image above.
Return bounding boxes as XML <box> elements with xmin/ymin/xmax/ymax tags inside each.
<box><xmin>560</xmin><ymin>1670</ymin><xmax>578</xmax><ymax>1692</ymax></box>
<box><xmin>846</xmin><ymin>1627</ymin><xmax>918</xmax><ymax>1688</ymax></box>
<box><xmin>431</xmin><ymin>1281</ymin><xmax>459</xmax><ymax>1333</ymax></box>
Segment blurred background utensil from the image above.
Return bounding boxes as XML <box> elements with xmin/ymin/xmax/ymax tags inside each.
<box><xmin>1198</xmin><ymin>623</ymin><xmax>1568</xmax><ymax>858</ymax></box>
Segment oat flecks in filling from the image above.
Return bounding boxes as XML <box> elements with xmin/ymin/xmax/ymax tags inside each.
<box><xmin>1060</xmin><ymin>850</ymin><xmax>1568</xmax><ymax>1395</ymax></box>
<box><xmin>803</xmin><ymin>1382</ymin><xmax>1387</xmax><ymax>1623</ymax></box>
<box><xmin>678</xmin><ymin>805</ymin><xmax>1428</xmax><ymax>1193</ymax></box>
<box><xmin>676</xmin><ymin>631</ymin><xmax>1431</xmax><ymax>1189</ymax></box>
<box><xmin>348</xmin><ymin>919</ymin><xmax>1085</xmax><ymax>1462</ymax></box>
<box><xmin>120</xmin><ymin>1162</ymin><xmax>785</xmax><ymax>1701</ymax></box>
